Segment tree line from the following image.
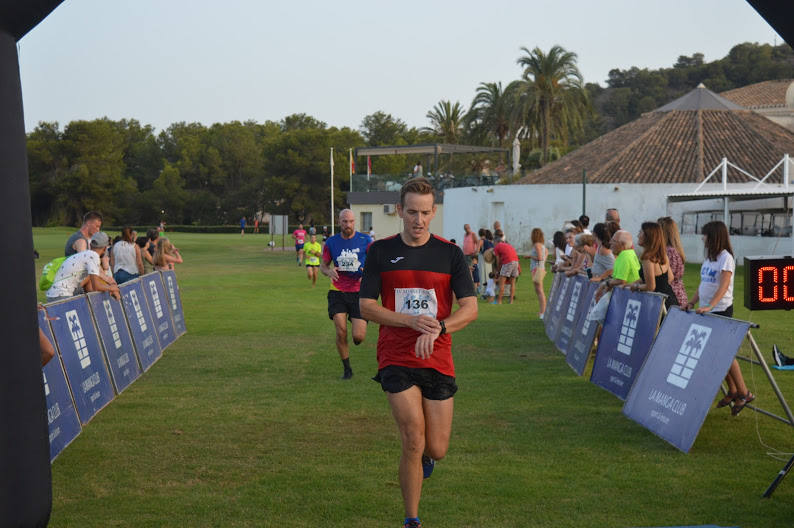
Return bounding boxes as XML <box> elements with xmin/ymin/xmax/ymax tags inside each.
<box><xmin>27</xmin><ymin>42</ymin><xmax>794</xmax><ymax>227</ymax></box>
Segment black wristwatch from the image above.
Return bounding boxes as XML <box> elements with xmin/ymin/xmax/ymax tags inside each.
<box><xmin>439</xmin><ymin>320</ymin><xmax>447</xmax><ymax>335</ymax></box>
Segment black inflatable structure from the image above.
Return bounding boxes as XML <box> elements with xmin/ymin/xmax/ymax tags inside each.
<box><xmin>0</xmin><ymin>2</ymin><xmax>63</xmax><ymax>526</ymax></box>
<box><xmin>0</xmin><ymin>1</ymin><xmax>789</xmax><ymax>526</ymax></box>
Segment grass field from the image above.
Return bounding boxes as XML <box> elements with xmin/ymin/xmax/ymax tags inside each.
<box><xmin>34</xmin><ymin>229</ymin><xmax>794</xmax><ymax>528</ymax></box>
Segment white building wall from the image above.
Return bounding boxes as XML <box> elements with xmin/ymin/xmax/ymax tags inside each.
<box><xmin>350</xmin><ymin>204</ymin><xmax>444</xmax><ymax>239</ymax></box>
<box><xmin>443</xmin><ymin>183</ymin><xmax>791</xmax><ymax>263</ymax></box>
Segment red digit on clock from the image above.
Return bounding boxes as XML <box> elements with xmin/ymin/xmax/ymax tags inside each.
<box><xmin>785</xmin><ymin>265</ymin><xmax>794</xmax><ymax>302</ymax></box>
<box><xmin>758</xmin><ymin>266</ymin><xmax>777</xmax><ymax>303</ymax></box>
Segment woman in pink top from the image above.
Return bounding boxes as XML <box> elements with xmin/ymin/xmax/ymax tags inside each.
<box><xmin>658</xmin><ymin>217</ymin><xmax>688</xmax><ymax>306</ymax></box>
<box><xmin>492</xmin><ymin>237</ymin><xmax>519</xmax><ymax>305</ymax></box>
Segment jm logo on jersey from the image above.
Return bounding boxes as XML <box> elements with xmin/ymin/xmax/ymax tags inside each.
<box><xmin>666</xmin><ymin>324</ymin><xmax>712</xmax><ymax>389</ymax></box>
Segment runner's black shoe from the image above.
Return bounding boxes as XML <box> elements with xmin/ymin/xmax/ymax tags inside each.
<box><xmin>341</xmin><ymin>370</ymin><xmax>353</xmax><ymax>380</ymax></box>
<box><xmin>422</xmin><ymin>454</ymin><xmax>435</xmax><ymax>479</ymax></box>
<box><xmin>773</xmin><ymin>344</ymin><xmax>794</xmax><ymax>366</ymax></box>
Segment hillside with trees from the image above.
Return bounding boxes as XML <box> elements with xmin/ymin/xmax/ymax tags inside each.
<box><xmin>27</xmin><ymin>42</ymin><xmax>794</xmax><ymax>227</ymax></box>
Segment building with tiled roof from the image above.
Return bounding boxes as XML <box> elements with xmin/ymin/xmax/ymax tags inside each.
<box><xmin>441</xmin><ymin>84</ymin><xmax>793</xmax><ymax>262</ymax></box>
<box><xmin>517</xmin><ymin>84</ymin><xmax>794</xmax><ymax>185</ymax></box>
<box><xmin>721</xmin><ymin>79</ymin><xmax>794</xmax><ymax>131</ymax></box>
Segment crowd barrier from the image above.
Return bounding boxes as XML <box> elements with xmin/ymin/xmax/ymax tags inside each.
<box><xmin>542</xmin><ymin>271</ymin><xmax>754</xmax><ymax>453</ymax></box>
<box><xmin>40</xmin><ymin>270</ymin><xmax>186</xmax><ymax>461</ymax></box>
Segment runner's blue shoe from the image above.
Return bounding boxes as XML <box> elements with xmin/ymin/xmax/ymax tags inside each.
<box><xmin>422</xmin><ymin>455</ymin><xmax>434</xmax><ymax>479</ymax></box>
<box><xmin>404</xmin><ymin>519</ymin><xmax>422</xmax><ymax>528</ymax></box>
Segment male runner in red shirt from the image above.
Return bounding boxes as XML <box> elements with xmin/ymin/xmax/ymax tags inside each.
<box><xmin>360</xmin><ymin>178</ymin><xmax>478</xmax><ymax>528</ymax></box>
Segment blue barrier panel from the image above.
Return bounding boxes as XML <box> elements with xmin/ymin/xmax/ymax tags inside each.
<box><xmin>45</xmin><ymin>297</ymin><xmax>115</xmax><ymax>424</ymax></box>
<box><xmin>119</xmin><ymin>279</ymin><xmax>162</xmax><ymax>371</ymax></box>
<box><xmin>590</xmin><ymin>287</ymin><xmax>664</xmax><ymax>400</ymax></box>
<box><xmin>545</xmin><ymin>275</ymin><xmax>573</xmax><ymax>344</ymax></box>
<box><xmin>565</xmin><ymin>281</ymin><xmax>601</xmax><ymax>376</ymax></box>
<box><xmin>39</xmin><ymin>309</ymin><xmax>82</xmax><ymax>461</ymax></box>
<box><xmin>623</xmin><ymin>307</ymin><xmax>752</xmax><ymax>452</ymax></box>
<box><xmin>141</xmin><ymin>273</ymin><xmax>176</xmax><ymax>350</ymax></box>
<box><xmin>553</xmin><ymin>275</ymin><xmax>588</xmax><ymax>353</ymax></box>
<box><xmin>160</xmin><ymin>270</ymin><xmax>186</xmax><ymax>337</ymax></box>
<box><xmin>543</xmin><ymin>272</ymin><xmax>563</xmax><ymax>339</ymax></box>
<box><xmin>87</xmin><ymin>292</ymin><xmax>141</xmax><ymax>393</ymax></box>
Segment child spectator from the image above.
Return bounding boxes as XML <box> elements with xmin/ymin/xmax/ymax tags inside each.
<box><xmin>153</xmin><ymin>238</ymin><xmax>183</xmax><ymax>271</ymax></box>
<box><xmin>484</xmin><ymin>271</ymin><xmax>496</xmax><ymax>302</ymax></box>
<box><xmin>470</xmin><ymin>255</ymin><xmax>480</xmax><ymax>292</ymax></box>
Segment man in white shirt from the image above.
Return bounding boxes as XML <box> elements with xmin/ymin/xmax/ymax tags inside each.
<box><xmin>46</xmin><ymin>232</ymin><xmax>121</xmax><ymax>302</ymax></box>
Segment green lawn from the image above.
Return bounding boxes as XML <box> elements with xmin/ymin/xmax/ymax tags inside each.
<box><xmin>35</xmin><ymin>229</ymin><xmax>794</xmax><ymax>528</ymax></box>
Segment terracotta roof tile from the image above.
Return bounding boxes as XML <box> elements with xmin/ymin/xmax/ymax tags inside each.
<box><xmin>721</xmin><ymin>80</ymin><xmax>793</xmax><ymax>109</ymax></box>
<box><xmin>518</xmin><ymin>108</ymin><xmax>794</xmax><ymax>186</ymax></box>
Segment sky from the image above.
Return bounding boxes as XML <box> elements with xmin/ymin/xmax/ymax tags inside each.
<box><xmin>17</xmin><ymin>0</ymin><xmax>783</xmax><ymax>134</ymax></box>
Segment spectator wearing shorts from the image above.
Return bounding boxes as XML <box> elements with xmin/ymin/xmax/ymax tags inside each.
<box><xmin>320</xmin><ymin>209</ymin><xmax>372</xmax><ymax>379</ymax></box>
<box><xmin>359</xmin><ymin>177</ymin><xmax>477</xmax><ymax>528</ymax></box>
<box><xmin>528</xmin><ymin>228</ymin><xmax>548</xmax><ymax>318</ymax></box>
<box><xmin>492</xmin><ymin>236</ymin><xmax>519</xmax><ymax>305</ymax></box>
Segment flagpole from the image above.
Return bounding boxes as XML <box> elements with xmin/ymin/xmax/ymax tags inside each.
<box><xmin>349</xmin><ymin>148</ymin><xmax>353</xmax><ymax>193</ymax></box>
<box><xmin>330</xmin><ymin>147</ymin><xmax>335</xmax><ymax>236</ymax></box>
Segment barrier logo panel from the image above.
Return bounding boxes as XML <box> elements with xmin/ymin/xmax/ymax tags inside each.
<box><xmin>39</xmin><ymin>309</ymin><xmax>82</xmax><ymax>461</ymax></box>
<box><xmin>142</xmin><ymin>273</ymin><xmax>176</xmax><ymax>349</ymax></box>
<box><xmin>544</xmin><ymin>272</ymin><xmax>563</xmax><ymax>339</ymax></box>
<box><xmin>565</xmin><ymin>281</ymin><xmax>600</xmax><ymax>376</ymax></box>
<box><xmin>554</xmin><ymin>275</ymin><xmax>587</xmax><ymax>353</ymax></box>
<box><xmin>545</xmin><ymin>275</ymin><xmax>573</xmax><ymax>346</ymax></box>
<box><xmin>120</xmin><ymin>279</ymin><xmax>162</xmax><ymax>371</ymax></box>
<box><xmin>590</xmin><ymin>287</ymin><xmax>663</xmax><ymax>400</ymax></box>
<box><xmin>161</xmin><ymin>270</ymin><xmax>186</xmax><ymax>336</ymax></box>
<box><xmin>45</xmin><ymin>297</ymin><xmax>115</xmax><ymax>424</ymax></box>
<box><xmin>623</xmin><ymin>307</ymin><xmax>751</xmax><ymax>452</ymax></box>
<box><xmin>88</xmin><ymin>292</ymin><xmax>141</xmax><ymax>393</ymax></box>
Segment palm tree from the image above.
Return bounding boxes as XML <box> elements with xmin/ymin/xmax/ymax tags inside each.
<box><xmin>468</xmin><ymin>82</ymin><xmax>513</xmax><ymax>148</ymax></box>
<box><xmin>516</xmin><ymin>45</ymin><xmax>589</xmax><ymax>166</ymax></box>
<box><xmin>424</xmin><ymin>100</ymin><xmax>465</xmax><ymax>144</ymax></box>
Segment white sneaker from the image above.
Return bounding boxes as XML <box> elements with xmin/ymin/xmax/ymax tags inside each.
<box><xmin>539</xmin><ymin>313</ymin><xmax>544</xmax><ymax>320</ymax></box>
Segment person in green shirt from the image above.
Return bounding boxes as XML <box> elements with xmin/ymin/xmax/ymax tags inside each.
<box><xmin>304</xmin><ymin>234</ymin><xmax>323</xmax><ymax>287</ymax></box>
<box><xmin>596</xmin><ymin>230</ymin><xmax>640</xmax><ymax>299</ymax></box>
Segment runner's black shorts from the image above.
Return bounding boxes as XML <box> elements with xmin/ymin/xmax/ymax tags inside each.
<box><xmin>373</xmin><ymin>365</ymin><xmax>458</xmax><ymax>400</ymax></box>
<box><xmin>327</xmin><ymin>290</ymin><xmax>363</xmax><ymax>321</ymax></box>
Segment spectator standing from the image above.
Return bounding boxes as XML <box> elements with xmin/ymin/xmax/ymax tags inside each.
<box><xmin>470</xmin><ymin>255</ymin><xmax>480</xmax><ymax>293</ymax></box>
<box><xmin>686</xmin><ymin>221</ymin><xmax>754</xmax><ymax>415</ymax></box>
<box><xmin>462</xmin><ymin>224</ymin><xmax>479</xmax><ymax>266</ymax></box>
<box><xmin>146</xmin><ymin>228</ymin><xmax>160</xmax><ymax>260</ymax></box>
<box><xmin>629</xmin><ymin>222</ymin><xmax>678</xmax><ymax>309</ymax></box>
<box><xmin>153</xmin><ymin>238</ymin><xmax>183</xmax><ymax>271</ymax></box>
<box><xmin>564</xmin><ymin>229</ymin><xmax>576</xmax><ymax>257</ymax></box>
<box><xmin>579</xmin><ymin>214</ymin><xmax>591</xmax><ymax>234</ymax></box>
<box><xmin>136</xmin><ymin>236</ymin><xmax>155</xmax><ymax>274</ymax></box>
<box><xmin>528</xmin><ymin>228</ymin><xmax>548</xmax><ymax>318</ymax></box>
<box><xmin>479</xmin><ymin>229</ymin><xmax>494</xmax><ymax>289</ymax></box>
<box><xmin>590</xmin><ymin>223</ymin><xmax>616</xmax><ymax>282</ymax></box>
<box><xmin>112</xmin><ymin>227</ymin><xmax>144</xmax><ymax>285</ymax></box>
<box><xmin>596</xmin><ymin>230</ymin><xmax>640</xmax><ymax>300</ymax></box>
<box><xmin>64</xmin><ymin>211</ymin><xmax>102</xmax><ymax>257</ymax></box>
<box><xmin>47</xmin><ymin>232</ymin><xmax>120</xmax><ymax>302</ymax></box>
<box><xmin>658</xmin><ymin>216</ymin><xmax>688</xmax><ymax>307</ymax></box>
<box><xmin>552</xmin><ymin>231</ymin><xmax>567</xmax><ymax>268</ymax></box>
<box><xmin>492</xmin><ymin>236</ymin><xmax>519</xmax><ymax>305</ymax></box>
<box><xmin>605</xmin><ymin>208</ymin><xmax>621</xmax><ymax>226</ymax></box>
<box><xmin>240</xmin><ymin>216</ymin><xmax>246</xmax><ymax>236</ymax></box>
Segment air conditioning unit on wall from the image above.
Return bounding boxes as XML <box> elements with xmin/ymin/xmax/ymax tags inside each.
<box><xmin>383</xmin><ymin>204</ymin><xmax>396</xmax><ymax>215</ymax></box>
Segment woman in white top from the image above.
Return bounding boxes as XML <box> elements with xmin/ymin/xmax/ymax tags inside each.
<box><xmin>686</xmin><ymin>221</ymin><xmax>754</xmax><ymax>415</ymax></box>
<box><xmin>111</xmin><ymin>227</ymin><xmax>144</xmax><ymax>284</ymax></box>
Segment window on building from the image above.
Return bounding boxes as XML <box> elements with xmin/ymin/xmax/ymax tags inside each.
<box><xmin>361</xmin><ymin>212</ymin><xmax>372</xmax><ymax>233</ymax></box>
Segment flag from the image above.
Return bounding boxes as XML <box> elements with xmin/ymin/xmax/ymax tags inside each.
<box><xmin>330</xmin><ymin>149</ymin><xmax>334</xmax><ymax>169</ymax></box>
<box><xmin>349</xmin><ymin>149</ymin><xmax>355</xmax><ymax>174</ymax></box>
<box><xmin>367</xmin><ymin>156</ymin><xmax>372</xmax><ymax>176</ymax></box>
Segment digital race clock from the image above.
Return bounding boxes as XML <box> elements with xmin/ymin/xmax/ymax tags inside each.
<box><xmin>744</xmin><ymin>256</ymin><xmax>794</xmax><ymax>311</ymax></box>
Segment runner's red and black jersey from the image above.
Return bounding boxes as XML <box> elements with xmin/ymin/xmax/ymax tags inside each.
<box><xmin>360</xmin><ymin>234</ymin><xmax>475</xmax><ymax>377</ymax></box>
